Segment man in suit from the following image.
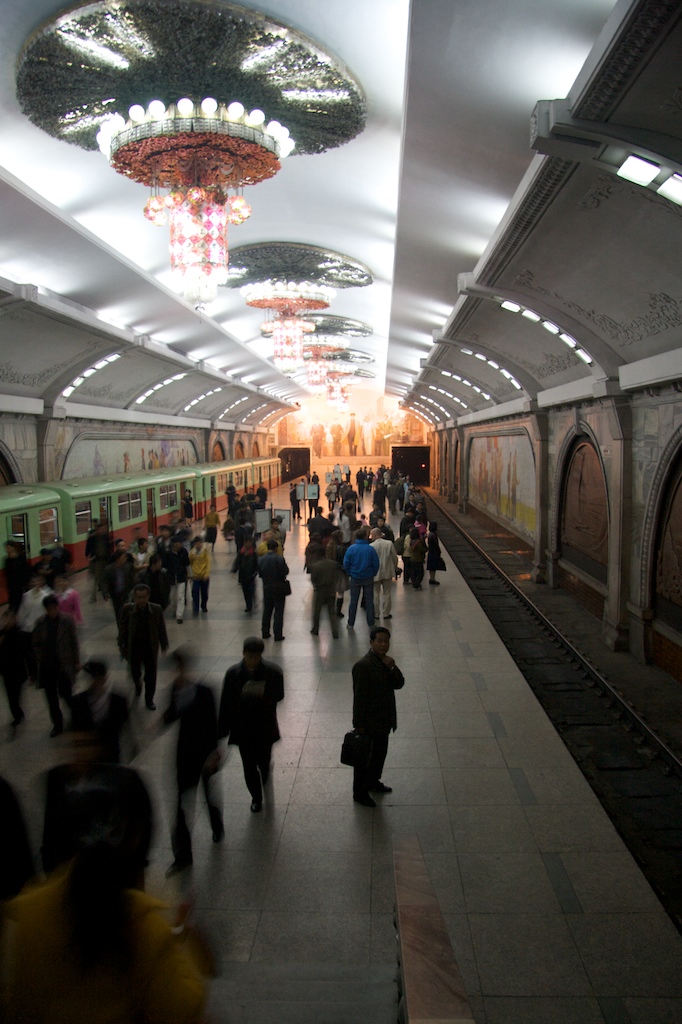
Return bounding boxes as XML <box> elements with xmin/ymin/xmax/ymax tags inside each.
<box><xmin>118</xmin><ymin>584</ymin><xmax>168</xmax><ymax>710</ymax></box>
<box><xmin>351</xmin><ymin>626</ymin><xmax>405</xmax><ymax>807</ymax></box>
<box><xmin>258</xmin><ymin>538</ymin><xmax>289</xmax><ymax>642</ymax></box>
<box><xmin>218</xmin><ymin>637</ymin><xmax>284</xmax><ymax>812</ymax></box>
<box><xmin>163</xmin><ymin>648</ymin><xmax>223</xmax><ymax>875</ymax></box>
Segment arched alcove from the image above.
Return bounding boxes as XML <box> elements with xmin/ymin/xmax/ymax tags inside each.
<box><xmin>235</xmin><ymin>440</ymin><xmax>245</xmax><ymax>460</ymax></box>
<box><xmin>252</xmin><ymin>440</ymin><xmax>260</xmax><ymax>457</ymax></box>
<box><xmin>558</xmin><ymin>438</ymin><xmax>608</xmax><ymax>618</ymax></box>
<box><xmin>212</xmin><ymin>440</ymin><xmax>225</xmax><ymax>462</ymax></box>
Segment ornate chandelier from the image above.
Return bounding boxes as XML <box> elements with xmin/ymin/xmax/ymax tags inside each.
<box><xmin>327</xmin><ymin>375</ymin><xmax>349</xmax><ymax>410</ymax></box>
<box><xmin>261</xmin><ymin>317</ymin><xmax>315</xmax><ymax>375</ymax></box>
<box><xmin>96</xmin><ymin>100</ymin><xmax>292</xmax><ymax>304</ymax></box>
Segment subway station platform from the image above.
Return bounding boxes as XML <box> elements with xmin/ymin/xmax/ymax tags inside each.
<box><xmin>2</xmin><ymin>482</ymin><xmax>682</xmax><ymax>1023</ymax></box>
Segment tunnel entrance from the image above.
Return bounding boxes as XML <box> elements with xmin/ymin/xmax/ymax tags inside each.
<box><xmin>392</xmin><ymin>445</ymin><xmax>430</xmax><ymax>485</ymax></box>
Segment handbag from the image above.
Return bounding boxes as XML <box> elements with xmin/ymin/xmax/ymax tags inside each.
<box><xmin>282</xmin><ymin>580</ymin><xmax>292</xmax><ymax>595</ymax></box>
<box><xmin>340</xmin><ymin>730</ymin><xmax>370</xmax><ymax>766</ymax></box>
<box><xmin>437</xmin><ymin>556</ymin><xmax>447</xmax><ymax>572</ymax></box>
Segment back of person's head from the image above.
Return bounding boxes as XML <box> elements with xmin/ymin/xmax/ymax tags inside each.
<box><xmin>410</xmin><ymin>527</ymin><xmax>420</xmax><ymax>540</ymax></box>
<box><xmin>64</xmin><ymin>768</ymin><xmax>153</xmax><ymax>972</ymax></box>
<box><xmin>243</xmin><ymin>636</ymin><xmax>265</xmax><ymax>655</ymax></box>
<box><xmin>267</xmin><ymin>538</ymin><xmax>279</xmax><ymax>551</ymax></box>
<box><xmin>370</xmin><ymin>528</ymin><xmax>382</xmax><ymax>540</ymax></box>
<box><xmin>356</xmin><ymin>527</ymin><xmax>370</xmax><ymax>541</ymax></box>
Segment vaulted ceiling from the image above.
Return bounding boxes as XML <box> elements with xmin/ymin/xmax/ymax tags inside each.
<box><xmin>1</xmin><ymin>0</ymin><xmax>679</xmax><ymax>435</ymax></box>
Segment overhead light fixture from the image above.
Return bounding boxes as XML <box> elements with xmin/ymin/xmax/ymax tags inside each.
<box><xmin>617</xmin><ymin>155</ymin><xmax>659</xmax><ymax>186</ymax></box>
<box><xmin>521</xmin><ymin>309</ymin><xmax>541</xmax><ymax>322</ymax></box>
<box><xmin>657</xmin><ymin>173</ymin><xmax>682</xmax><ymax>205</ymax></box>
<box><xmin>501</xmin><ymin>300</ymin><xmax>521</xmax><ymax>312</ymax></box>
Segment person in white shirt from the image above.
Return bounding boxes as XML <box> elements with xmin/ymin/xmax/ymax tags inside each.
<box><xmin>370</xmin><ymin>528</ymin><xmax>399</xmax><ymax>620</ymax></box>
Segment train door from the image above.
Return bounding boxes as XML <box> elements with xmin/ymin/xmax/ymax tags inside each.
<box><xmin>146</xmin><ymin>488</ymin><xmax>156</xmax><ymax>538</ymax></box>
<box><xmin>98</xmin><ymin>495</ymin><xmax>112</xmax><ymax>529</ymax></box>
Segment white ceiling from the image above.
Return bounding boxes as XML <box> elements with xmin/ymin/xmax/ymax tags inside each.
<box><xmin>3</xmin><ymin>0</ymin><xmax>680</xmax><ymax>431</ymax></box>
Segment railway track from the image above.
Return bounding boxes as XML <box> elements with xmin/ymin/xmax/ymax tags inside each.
<box><xmin>426</xmin><ymin>493</ymin><xmax>682</xmax><ymax>931</ymax></box>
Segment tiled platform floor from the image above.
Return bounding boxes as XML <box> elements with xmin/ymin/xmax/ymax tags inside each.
<box><xmin>2</xmin><ymin>482</ymin><xmax>682</xmax><ymax>1024</ymax></box>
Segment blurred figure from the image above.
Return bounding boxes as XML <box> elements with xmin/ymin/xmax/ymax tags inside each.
<box><xmin>85</xmin><ymin>521</ymin><xmax>111</xmax><ymax>603</ymax></box>
<box><xmin>33</xmin><ymin>594</ymin><xmax>80</xmax><ymax>737</ymax></box>
<box><xmin>17</xmin><ymin>574</ymin><xmax>51</xmax><ymax>679</ymax></box>
<box><xmin>71</xmin><ymin>660</ymin><xmax>129</xmax><ymax>764</ymax></box>
<box><xmin>162</xmin><ymin>648</ymin><xmax>223</xmax><ymax>876</ymax></box>
<box><xmin>3</xmin><ymin>540</ymin><xmax>29</xmax><ymax>612</ymax></box>
<box><xmin>5</xmin><ymin>760</ymin><xmax>209</xmax><ymax>1024</ymax></box>
<box><xmin>308</xmin><ymin>546</ymin><xmax>339</xmax><ymax>638</ymax></box>
<box><xmin>0</xmin><ymin>610</ymin><xmax>28</xmax><ymax>728</ymax></box>
<box><xmin>55</xmin><ymin>573</ymin><xmax>83</xmax><ymax>625</ymax></box>
<box><xmin>118</xmin><ymin>584</ymin><xmax>169</xmax><ymax>710</ymax></box>
<box><xmin>218</xmin><ymin>636</ymin><xmax>284</xmax><ymax>812</ymax></box>
<box><xmin>0</xmin><ymin>774</ymin><xmax>33</xmax><ymax>900</ymax></box>
<box><xmin>138</xmin><ymin>554</ymin><xmax>171</xmax><ymax>613</ymax></box>
<box><xmin>103</xmin><ymin>547</ymin><xmax>136</xmax><ymax>626</ymax></box>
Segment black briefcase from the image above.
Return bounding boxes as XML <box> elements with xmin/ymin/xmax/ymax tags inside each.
<box><xmin>340</xmin><ymin>730</ymin><xmax>370</xmax><ymax>766</ymax></box>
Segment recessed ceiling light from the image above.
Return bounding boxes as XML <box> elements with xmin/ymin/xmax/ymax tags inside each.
<box><xmin>657</xmin><ymin>173</ymin><xmax>682</xmax><ymax>205</ymax></box>
<box><xmin>617</xmin><ymin>155</ymin><xmax>659</xmax><ymax>186</ymax></box>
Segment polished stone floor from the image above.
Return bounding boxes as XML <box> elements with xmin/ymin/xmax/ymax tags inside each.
<box><xmin>3</xmin><ymin>483</ymin><xmax>682</xmax><ymax>1024</ymax></box>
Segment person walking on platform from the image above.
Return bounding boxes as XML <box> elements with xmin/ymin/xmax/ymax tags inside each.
<box><xmin>33</xmin><ymin>594</ymin><xmax>80</xmax><ymax>737</ymax></box>
<box><xmin>351</xmin><ymin>626</ymin><xmax>404</xmax><ymax>807</ymax></box>
<box><xmin>218</xmin><ymin>636</ymin><xmax>284</xmax><ymax>812</ymax></box>
<box><xmin>308</xmin><ymin>547</ymin><xmax>340</xmax><ymax>638</ymax></box>
<box><xmin>427</xmin><ymin>521</ymin><xmax>443</xmax><ymax>585</ymax></box>
<box><xmin>409</xmin><ymin>527</ymin><xmax>427</xmax><ymax>590</ymax></box>
<box><xmin>290</xmin><ymin>482</ymin><xmax>301</xmax><ymax>521</ymax></box>
<box><xmin>343</xmin><ymin>527</ymin><xmax>380</xmax><ymax>630</ymax></box>
<box><xmin>163</xmin><ymin>648</ymin><xmax>223</xmax><ymax>875</ymax></box>
<box><xmin>118</xmin><ymin>583</ymin><xmax>168</xmax><ymax>710</ymax></box>
<box><xmin>0</xmin><ymin>610</ymin><xmax>28</xmax><ymax>729</ymax></box>
<box><xmin>102</xmin><ymin>546</ymin><xmax>135</xmax><ymax>625</ymax></box>
<box><xmin>370</xmin><ymin>527</ymin><xmax>398</xmax><ymax>620</ymax></box>
<box><xmin>189</xmin><ymin>536</ymin><xmax>211</xmax><ymax>615</ymax></box>
<box><xmin>168</xmin><ymin>535</ymin><xmax>190</xmax><ymax>624</ymax></box>
<box><xmin>71</xmin><ymin>659</ymin><xmax>129</xmax><ymax>764</ymax></box>
<box><xmin>232</xmin><ymin>534</ymin><xmax>259</xmax><ymax>613</ymax></box>
<box><xmin>258</xmin><ymin>538</ymin><xmax>289</xmax><ymax>641</ymax></box>
<box><xmin>204</xmin><ymin>502</ymin><xmax>221</xmax><ymax>551</ymax></box>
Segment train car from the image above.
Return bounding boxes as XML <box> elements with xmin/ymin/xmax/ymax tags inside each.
<box><xmin>194</xmin><ymin>456</ymin><xmax>282</xmax><ymax>519</ymax></box>
<box><xmin>50</xmin><ymin>466</ymin><xmax>198</xmax><ymax>571</ymax></box>
<box><xmin>0</xmin><ymin>483</ymin><xmax>63</xmax><ymax>603</ymax></box>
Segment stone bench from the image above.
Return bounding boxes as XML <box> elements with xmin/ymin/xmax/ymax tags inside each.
<box><xmin>393</xmin><ymin>834</ymin><xmax>475</xmax><ymax>1024</ymax></box>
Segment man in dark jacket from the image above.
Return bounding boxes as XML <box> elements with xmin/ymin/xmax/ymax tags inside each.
<box><xmin>163</xmin><ymin>648</ymin><xmax>223</xmax><ymax>875</ymax></box>
<box><xmin>33</xmin><ymin>594</ymin><xmax>81</xmax><ymax>737</ymax></box>
<box><xmin>70</xmin><ymin>659</ymin><xmax>129</xmax><ymax>764</ymax></box>
<box><xmin>167</xmin><ymin>536</ymin><xmax>190</xmax><ymax>623</ymax></box>
<box><xmin>103</xmin><ymin>547</ymin><xmax>136</xmax><ymax>625</ymax></box>
<box><xmin>118</xmin><ymin>584</ymin><xmax>168</xmax><ymax>710</ymax></box>
<box><xmin>308</xmin><ymin>549</ymin><xmax>340</xmax><ymax>638</ymax></box>
<box><xmin>351</xmin><ymin>626</ymin><xmax>405</xmax><ymax>807</ymax></box>
<box><xmin>137</xmin><ymin>554</ymin><xmax>171</xmax><ymax>612</ymax></box>
<box><xmin>258</xmin><ymin>538</ymin><xmax>289</xmax><ymax>642</ymax></box>
<box><xmin>218</xmin><ymin>636</ymin><xmax>284</xmax><ymax>811</ymax></box>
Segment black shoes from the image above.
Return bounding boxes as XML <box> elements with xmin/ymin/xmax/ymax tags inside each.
<box><xmin>353</xmin><ymin>794</ymin><xmax>376</xmax><ymax>808</ymax></box>
<box><xmin>370</xmin><ymin>782</ymin><xmax>393</xmax><ymax>793</ymax></box>
<box><xmin>310</xmin><ymin>628</ymin><xmax>319</xmax><ymax>635</ymax></box>
<box><xmin>274</xmin><ymin>636</ymin><xmax>285</xmax><ymax>642</ymax></box>
<box><xmin>262</xmin><ymin>633</ymin><xmax>271</xmax><ymax>639</ymax></box>
<box><xmin>429</xmin><ymin>579</ymin><xmax>441</xmax><ymax>585</ymax></box>
<box><xmin>212</xmin><ymin>824</ymin><xmax>225</xmax><ymax>843</ymax></box>
<box><xmin>146</xmin><ymin>701</ymin><xmax>156</xmax><ymax>711</ymax></box>
<box><xmin>50</xmin><ymin>725</ymin><xmax>63</xmax><ymax>738</ymax></box>
<box><xmin>250</xmin><ymin>801</ymin><xmax>262</xmax><ymax>813</ymax></box>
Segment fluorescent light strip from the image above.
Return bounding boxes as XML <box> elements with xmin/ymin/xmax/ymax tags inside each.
<box><xmin>134</xmin><ymin>372</ymin><xmax>186</xmax><ymax>405</ymax></box>
<box><xmin>498</xmin><ymin>303</ymin><xmax>592</xmax><ymax>366</ymax></box>
<box><xmin>62</xmin><ymin>352</ymin><xmax>121</xmax><ymax>398</ymax></box>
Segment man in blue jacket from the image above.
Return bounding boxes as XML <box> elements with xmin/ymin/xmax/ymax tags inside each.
<box><xmin>342</xmin><ymin>526</ymin><xmax>380</xmax><ymax>629</ymax></box>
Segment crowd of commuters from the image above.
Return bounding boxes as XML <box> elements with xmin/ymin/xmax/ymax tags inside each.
<box><xmin>0</xmin><ymin>466</ymin><xmax>444</xmax><ymax>1020</ymax></box>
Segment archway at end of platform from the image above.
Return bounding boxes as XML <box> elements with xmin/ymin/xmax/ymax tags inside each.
<box><xmin>279</xmin><ymin>447</ymin><xmax>310</xmax><ymax>482</ymax></box>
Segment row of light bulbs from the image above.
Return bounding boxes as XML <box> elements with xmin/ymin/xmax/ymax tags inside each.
<box><xmin>96</xmin><ymin>98</ymin><xmax>295</xmax><ymax>157</ymax></box>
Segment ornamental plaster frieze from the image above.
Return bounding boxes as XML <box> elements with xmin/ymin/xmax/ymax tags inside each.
<box><xmin>513</xmin><ymin>270</ymin><xmax>682</xmax><ymax>349</ymax></box>
<box><xmin>573</xmin><ymin>0</ymin><xmax>681</xmax><ymax>122</ymax></box>
<box><xmin>576</xmin><ymin>175</ymin><xmax>682</xmax><ymax>221</ymax></box>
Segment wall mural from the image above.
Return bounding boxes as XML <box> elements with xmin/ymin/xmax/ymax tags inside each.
<box><xmin>469</xmin><ymin>433</ymin><xmax>536</xmax><ymax>542</ymax></box>
<box><xmin>61</xmin><ymin>435</ymin><xmax>198</xmax><ymax>479</ymax></box>
<box><xmin>276</xmin><ymin>391</ymin><xmax>426</xmax><ymax>459</ymax></box>
<box><xmin>560</xmin><ymin>441</ymin><xmax>608</xmax><ymax>565</ymax></box>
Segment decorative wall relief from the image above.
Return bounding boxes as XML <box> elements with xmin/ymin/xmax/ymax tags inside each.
<box><xmin>60</xmin><ymin>434</ymin><xmax>198</xmax><ymax>479</ymax></box>
<box><xmin>468</xmin><ymin>432</ymin><xmax>536</xmax><ymax>542</ymax></box>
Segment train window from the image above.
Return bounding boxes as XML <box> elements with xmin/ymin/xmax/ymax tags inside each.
<box><xmin>210</xmin><ymin>475</ymin><xmax>216</xmax><ymax>497</ymax></box>
<box><xmin>130</xmin><ymin>491</ymin><xmax>142</xmax><ymax>518</ymax></box>
<box><xmin>160</xmin><ymin>484</ymin><xmax>178</xmax><ymax>510</ymax></box>
<box><xmin>75</xmin><ymin>501</ymin><xmax>92</xmax><ymax>535</ymax></box>
<box><xmin>39</xmin><ymin>507</ymin><xmax>59</xmax><ymax>546</ymax></box>
<box><xmin>118</xmin><ymin>493</ymin><xmax>131</xmax><ymax>522</ymax></box>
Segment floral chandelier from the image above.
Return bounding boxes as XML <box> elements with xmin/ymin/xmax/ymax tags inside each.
<box><xmin>95</xmin><ymin>98</ymin><xmax>292</xmax><ymax>303</ymax></box>
<box><xmin>244</xmin><ymin>280</ymin><xmax>336</xmax><ymax>377</ymax></box>
<box><xmin>16</xmin><ymin>1</ymin><xmax>367</xmax><ymax>307</ymax></box>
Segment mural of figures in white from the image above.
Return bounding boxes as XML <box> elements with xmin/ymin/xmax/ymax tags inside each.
<box><xmin>469</xmin><ymin>433</ymin><xmax>536</xmax><ymax>542</ymax></box>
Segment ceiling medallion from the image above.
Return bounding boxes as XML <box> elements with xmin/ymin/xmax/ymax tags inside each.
<box><xmin>17</xmin><ymin>1</ymin><xmax>366</xmax><ymax>305</ymax></box>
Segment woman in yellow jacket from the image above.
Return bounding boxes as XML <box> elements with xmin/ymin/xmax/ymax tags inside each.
<box><xmin>189</xmin><ymin>538</ymin><xmax>210</xmax><ymax>615</ymax></box>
